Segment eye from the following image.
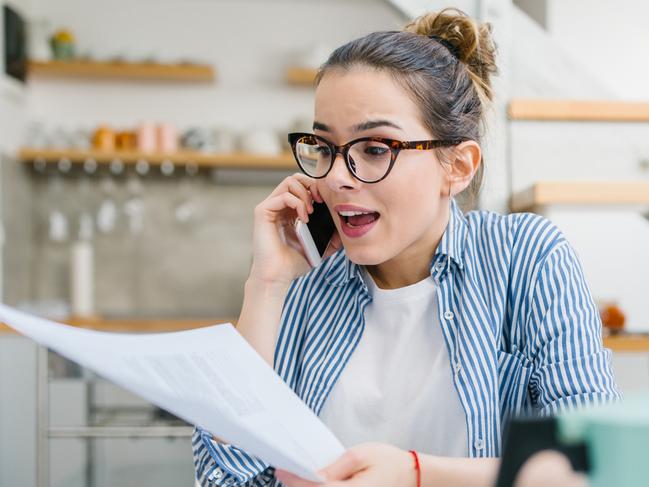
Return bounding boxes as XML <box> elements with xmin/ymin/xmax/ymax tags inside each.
<box><xmin>317</xmin><ymin>144</ymin><xmax>332</xmax><ymax>156</ymax></box>
<box><xmin>364</xmin><ymin>145</ymin><xmax>389</xmax><ymax>157</ymax></box>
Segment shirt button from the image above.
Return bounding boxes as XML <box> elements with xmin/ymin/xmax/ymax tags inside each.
<box><xmin>214</xmin><ymin>471</ymin><xmax>223</xmax><ymax>479</ymax></box>
<box><xmin>435</xmin><ymin>261</ymin><xmax>445</xmax><ymax>271</ymax></box>
<box><xmin>444</xmin><ymin>310</ymin><xmax>455</xmax><ymax>320</ymax></box>
<box><xmin>454</xmin><ymin>362</ymin><xmax>462</xmax><ymax>373</ymax></box>
<box><xmin>474</xmin><ymin>438</ymin><xmax>485</xmax><ymax>451</ymax></box>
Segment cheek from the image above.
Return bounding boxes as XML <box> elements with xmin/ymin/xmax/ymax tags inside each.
<box><xmin>378</xmin><ymin>168</ymin><xmax>443</xmax><ymax>235</ymax></box>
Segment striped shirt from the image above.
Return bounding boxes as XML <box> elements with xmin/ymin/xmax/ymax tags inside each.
<box><xmin>193</xmin><ymin>200</ymin><xmax>620</xmax><ymax>486</ymax></box>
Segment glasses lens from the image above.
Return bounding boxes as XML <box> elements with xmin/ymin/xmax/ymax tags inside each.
<box><xmin>294</xmin><ymin>135</ymin><xmax>331</xmax><ymax>177</ymax></box>
<box><xmin>348</xmin><ymin>140</ymin><xmax>392</xmax><ymax>182</ymax></box>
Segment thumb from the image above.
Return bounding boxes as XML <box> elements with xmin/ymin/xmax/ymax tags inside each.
<box><xmin>320</xmin><ymin>450</ymin><xmax>365</xmax><ymax>481</ymax></box>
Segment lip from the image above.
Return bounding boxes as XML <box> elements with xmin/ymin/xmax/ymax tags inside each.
<box><xmin>333</xmin><ymin>204</ymin><xmax>380</xmax><ymax>239</ymax></box>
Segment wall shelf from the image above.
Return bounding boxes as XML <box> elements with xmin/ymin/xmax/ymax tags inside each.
<box><xmin>19</xmin><ymin>147</ymin><xmax>296</xmax><ymax>171</ymax></box>
<box><xmin>603</xmin><ymin>334</ymin><xmax>649</xmax><ymax>353</ymax></box>
<box><xmin>28</xmin><ymin>60</ymin><xmax>216</xmax><ymax>83</ymax></box>
<box><xmin>509</xmin><ymin>181</ymin><xmax>649</xmax><ymax>212</ymax></box>
<box><xmin>286</xmin><ymin>66</ymin><xmax>317</xmax><ymax>87</ymax></box>
<box><xmin>509</xmin><ymin>99</ymin><xmax>649</xmax><ymax>122</ymax></box>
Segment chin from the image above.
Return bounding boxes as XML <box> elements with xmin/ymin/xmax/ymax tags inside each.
<box><xmin>342</xmin><ymin>244</ymin><xmax>388</xmax><ymax>266</ymax></box>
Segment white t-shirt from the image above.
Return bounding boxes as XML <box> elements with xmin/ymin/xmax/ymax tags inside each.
<box><xmin>318</xmin><ymin>267</ymin><xmax>468</xmax><ymax>457</ymax></box>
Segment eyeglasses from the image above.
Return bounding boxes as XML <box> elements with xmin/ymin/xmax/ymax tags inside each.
<box><xmin>288</xmin><ymin>132</ymin><xmax>467</xmax><ymax>184</ymax></box>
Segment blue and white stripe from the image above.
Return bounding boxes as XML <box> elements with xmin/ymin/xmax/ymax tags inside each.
<box><xmin>192</xmin><ymin>199</ymin><xmax>620</xmax><ymax>486</ymax></box>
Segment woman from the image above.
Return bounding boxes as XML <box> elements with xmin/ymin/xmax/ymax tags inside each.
<box><xmin>193</xmin><ymin>8</ymin><xmax>619</xmax><ymax>487</ymax></box>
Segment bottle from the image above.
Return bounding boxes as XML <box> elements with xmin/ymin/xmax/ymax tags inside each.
<box><xmin>70</xmin><ymin>212</ymin><xmax>95</xmax><ymax>318</ymax></box>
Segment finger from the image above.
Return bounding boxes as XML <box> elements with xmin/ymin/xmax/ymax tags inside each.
<box><xmin>275</xmin><ymin>469</ymin><xmax>320</xmax><ymax>487</ymax></box>
<box><xmin>260</xmin><ymin>192</ymin><xmax>310</xmax><ymax>223</ymax></box>
<box><xmin>290</xmin><ymin>173</ymin><xmax>324</xmax><ymax>204</ymax></box>
<box><xmin>303</xmin><ymin>178</ymin><xmax>323</xmax><ymax>203</ymax></box>
<box><xmin>321</xmin><ymin>450</ymin><xmax>365</xmax><ymax>481</ymax></box>
<box><xmin>311</xmin><ymin>184</ymin><xmax>324</xmax><ymax>203</ymax></box>
<box><xmin>269</xmin><ymin>173</ymin><xmax>312</xmax><ymax>199</ymax></box>
<box><xmin>285</xmin><ymin>178</ymin><xmax>314</xmax><ymax>212</ymax></box>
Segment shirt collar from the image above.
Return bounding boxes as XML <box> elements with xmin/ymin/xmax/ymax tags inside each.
<box><xmin>324</xmin><ymin>198</ymin><xmax>468</xmax><ymax>288</ymax></box>
<box><xmin>431</xmin><ymin>198</ymin><xmax>467</xmax><ymax>272</ymax></box>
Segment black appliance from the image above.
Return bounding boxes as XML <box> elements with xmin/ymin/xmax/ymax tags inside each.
<box><xmin>3</xmin><ymin>4</ymin><xmax>27</xmax><ymax>83</ymax></box>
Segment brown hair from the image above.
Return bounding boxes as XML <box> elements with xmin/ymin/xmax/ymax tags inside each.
<box><xmin>315</xmin><ymin>8</ymin><xmax>498</xmax><ymax>209</ymax></box>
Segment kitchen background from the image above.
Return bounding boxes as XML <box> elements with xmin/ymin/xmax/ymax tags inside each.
<box><xmin>1</xmin><ymin>0</ymin><xmax>648</xmax><ymax>486</ymax></box>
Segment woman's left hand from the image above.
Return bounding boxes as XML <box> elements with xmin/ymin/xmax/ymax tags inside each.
<box><xmin>275</xmin><ymin>443</ymin><xmax>417</xmax><ymax>487</ymax></box>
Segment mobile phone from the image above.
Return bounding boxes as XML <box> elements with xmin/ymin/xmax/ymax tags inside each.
<box><xmin>294</xmin><ymin>202</ymin><xmax>336</xmax><ymax>267</ymax></box>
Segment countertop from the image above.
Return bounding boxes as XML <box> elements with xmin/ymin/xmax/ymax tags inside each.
<box><xmin>0</xmin><ymin>316</ymin><xmax>234</xmax><ymax>334</ymax></box>
<box><xmin>2</xmin><ymin>317</ymin><xmax>648</xmax><ymax>352</ymax></box>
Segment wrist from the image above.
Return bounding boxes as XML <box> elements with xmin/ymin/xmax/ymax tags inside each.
<box><xmin>403</xmin><ymin>449</ymin><xmax>420</xmax><ymax>487</ymax></box>
<box><xmin>245</xmin><ymin>274</ymin><xmax>292</xmax><ymax>295</ymax></box>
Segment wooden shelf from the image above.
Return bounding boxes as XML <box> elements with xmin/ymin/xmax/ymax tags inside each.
<box><xmin>1</xmin><ymin>317</ymin><xmax>235</xmax><ymax>335</ymax></box>
<box><xmin>19</xmin><ymin>148</ymin><xmax>296</xmax><ymax>171</ymax></box>
<box><xmin>28</xmin><ymin>60</ymin><xmax>215</xmax><ymax>82</ymax></box>
<box><xmin>509</xmin><ymin>99</ymin><xmax>649</xmax><ymax>122</ymax></box>
<box><xmin>509</xmin><ymin>181</ymin><xmax>649</xmax><ymax>212</ymax></box>
<box><xmin>604</xmin><ymin>334</ymin><xmax>649</xmax><ymax>353</ymax></box>
<box><xmin>286</xmin><ymin>67</ymin><xmax>317</xmax><ymax>87</ymax></box>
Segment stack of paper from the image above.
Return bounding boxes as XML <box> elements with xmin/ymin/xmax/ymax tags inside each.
<box><xmin>0</xmin><ymin>304</ymin><xmax>344</xmax><ymax>482</ymax></box>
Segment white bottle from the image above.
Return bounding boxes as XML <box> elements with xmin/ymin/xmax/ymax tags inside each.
<box><xmin>70</xmin><ymin>213</ymin><xmax>95</xmax><ymax>317</ymax></box>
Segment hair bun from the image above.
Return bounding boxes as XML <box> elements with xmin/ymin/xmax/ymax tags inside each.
<box><xmin>404</xmin><ymin>8</ymin><xmax>498</xmax><ymax>103</ymax></box>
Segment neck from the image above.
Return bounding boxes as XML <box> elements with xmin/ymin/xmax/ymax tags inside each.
<box><xmin>365</xmin><ymin>202</ymin><xmax>451</xmax><ymax>290</ymax></box>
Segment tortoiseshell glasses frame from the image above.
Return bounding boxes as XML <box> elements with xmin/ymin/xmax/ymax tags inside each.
<box><xmin>288</xmin><ymin>132</ymin><xmax>467</xmax><ymax>184</ymax></box>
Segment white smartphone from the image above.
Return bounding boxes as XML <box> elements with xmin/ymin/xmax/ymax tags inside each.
<box><xmin>294</xmin><ymin>202</ymin><xmax>336</xmax><ymax>267</ymax></box>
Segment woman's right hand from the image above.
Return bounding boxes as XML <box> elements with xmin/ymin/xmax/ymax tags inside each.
<box><xmin>249</xmin><ymin>173</ymin><xmax>336</xmax><ymax>285</ymax></box>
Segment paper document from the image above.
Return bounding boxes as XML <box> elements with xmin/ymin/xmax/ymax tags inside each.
<box><xmin>0</xmin><ymin>304</ymin><xmax>344</xmax><ymax>482</ymax></box>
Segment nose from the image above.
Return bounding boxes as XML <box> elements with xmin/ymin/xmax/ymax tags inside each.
<box><xmin>325</xmin><ymin>151</ymin><xmax>359</xmax><ymax>192</ymax></box>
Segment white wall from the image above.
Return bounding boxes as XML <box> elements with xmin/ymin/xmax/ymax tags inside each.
<box><xmin>25</xmin><ymin>0</ymin><xmax>401</xmax><ymax>132</ymax></box>
<box><xmin>509</xmin><ymin>0</ymin><xmax>649</xmax><ymax>331</ymax></box>
<box><xmin>548</xmin><ymin>0</ymin><xmax>649</xmax><ymax>100</ymax></box>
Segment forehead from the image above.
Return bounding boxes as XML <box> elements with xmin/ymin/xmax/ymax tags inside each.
<box><xmin>314</xmin><ymin>67</ymin><xmax>425</xmax><ymax>133</ymax></box>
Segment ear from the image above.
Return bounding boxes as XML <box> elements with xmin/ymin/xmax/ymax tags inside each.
<box><xmin>445</xmin><ymin>140</ymin><xmax>482</xmax><ymax>196</ymax></box>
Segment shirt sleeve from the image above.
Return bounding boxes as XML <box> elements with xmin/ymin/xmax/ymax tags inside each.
<box><xmin>525</xmin><ymin>241</ymin><xmax>621</xmax><ymax>416</ymax></box>
<box><xmin>192</xmin><ymin>427</ymin><xmax>278</xmax><ymax>486</ymax></box>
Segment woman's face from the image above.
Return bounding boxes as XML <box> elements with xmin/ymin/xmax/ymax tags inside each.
<box><xmin>314</xmin><ymin>67</ymin><xmax>451</xmax><ymax>267</ymax></box>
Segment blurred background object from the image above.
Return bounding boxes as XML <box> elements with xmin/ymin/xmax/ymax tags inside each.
<box><xmin>49</xmin><ymin>28</ymin><xmax>75</xmax><ymax>60</ymax></box>
<box><xmin>600</xmin><ymin>302</ymin><xmax>626</xmax><ymax>335</ymax></box>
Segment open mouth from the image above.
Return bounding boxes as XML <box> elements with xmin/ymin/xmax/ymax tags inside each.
<box><xmin>338</xmin><ymin>210</ymin><xmax>381</xmax><ymax>228</ymax></box>
<box><xmin>338</xmin><ymin>211</ymin><xmax>381</xmax><ymax>232</ymax></box>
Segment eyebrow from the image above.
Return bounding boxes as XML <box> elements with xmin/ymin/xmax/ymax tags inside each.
<box><xmin>313</xmin><ymin>119</ymin><xmax>403</xmax><ymax>133</ymax></box>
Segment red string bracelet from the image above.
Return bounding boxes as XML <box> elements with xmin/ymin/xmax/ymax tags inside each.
<box><xmin>408</xmin><ymin>450</ymin><xmax>421</xmax><ymax>487</ymax></box>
